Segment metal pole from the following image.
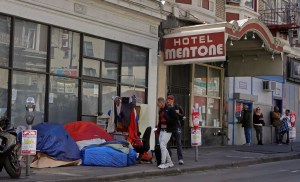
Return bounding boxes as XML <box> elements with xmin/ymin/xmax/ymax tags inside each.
<box><xmin>26</xmin><ymin>125</ymin><xmax>32</xmax><ymax>176</ymax></box>
<box><xmin>195</xmin><ymin>146</ymin><xmax>198</xmax><ymax>162</ymax></box>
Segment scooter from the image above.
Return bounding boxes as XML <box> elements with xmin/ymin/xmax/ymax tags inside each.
<box><xmin>0</xmin><ymin>116</ymin><xmax>21</xmax><ymax>179</ymax></box>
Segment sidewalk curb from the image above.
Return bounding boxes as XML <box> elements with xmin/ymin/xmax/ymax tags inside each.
<box><xmin>46</xmin><ymin>153</ymin><xmax>300</xmax><ymax>182</ymax></box>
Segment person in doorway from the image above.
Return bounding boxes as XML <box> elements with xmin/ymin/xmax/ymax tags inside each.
<box><xmin>241</xmin><ymin>105</ymin><xmax>252</xmax><ymax>146</ymax></box>
<box><xmin>279</xmin><ymin>109</ymin><xmax>291</xmax><ymax>145</ymax></box>
<box><xmin>167</xmin><ymin>95</ymin><xmax>184</xmax><ymax>165</ymax></box>
<box><xmin>253</xmin><ymin>107</ymin><xmax>265</xmax><ymax>145</ymax></box>
<box><xmin>271</xmin><ymin>106</ymin><xmax>281</xmax><ymax>144</ymax></box>
<box><xmin>156</xmin><ymin>97</ymin><xmax>176</xmax><ymax>169</ymax></box>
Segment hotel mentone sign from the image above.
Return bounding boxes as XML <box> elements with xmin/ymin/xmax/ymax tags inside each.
<box><xmin>163</xmin><ymin>28</ymin><xmax>225</xmax><ymax>64</ymax></box>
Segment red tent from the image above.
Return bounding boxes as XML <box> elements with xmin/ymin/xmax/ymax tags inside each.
<box><xmin>64</xmin><ymin>121</ymin><xmax>114</xmax><ymax>142</ymax></box>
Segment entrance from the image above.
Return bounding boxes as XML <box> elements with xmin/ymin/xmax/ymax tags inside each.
<box><xmin>167</xmin><ymin>65</ymin><xmax>191</xmax><ymax>148</ymax></box>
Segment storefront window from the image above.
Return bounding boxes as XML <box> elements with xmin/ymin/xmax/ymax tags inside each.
<box><xmin>193</xmin><ymin>96</ymin><xmax>207</xmax><ymax>126</ymax></box>
<box><xmin>82</xmin><ymin>82</ymin><xmax>98</xmax><ymax>116</ymax></box>
<box><xmin>208</xmin><ymin>68</ymin><xmax>220</xmax><ymax>97</ymax></box>
<box><xmin>51</xmin><ymin>28</ymin><xmax>80</xmax><ymax>77</ymax></box>
<box><xmin>102</xmin><ymin>62</ymin><xmax>118</xmax><ymax>80</ymax></box>
<box><xmin>0</xmin><ymin>15</ymin><xmax>10</xmax><ymax>67</ymax></box>
<box><xmin>193</xmin><ymin>64</ymin><xmax>222</xmax><ymax>127</ymax></box>
<box><xmin>49</xmin><ymin>76</ymin><xmax>78</xmax><ymax>124</ymax></box>
<box><xmin>121</xmin><ymin>44</ymin><xmax>147</xmax><ymax>86</ymax></box>
<box><xmin>0</xmin><ymin>69</ymin><xmax>8</xmax><ymax>117</ymax></box>
<box><xmin>11</xmin><ymin>71</ymin><xmax>45</xmax><ymax>127</ymax></box>
<box><xmin>14</xmin><ymin>19</ymin><xmax>48</xmax><ymax>72</ymax></box>
<box><xmin>194</xmin><ymin>65</ymin><xmax>207</xmax><ymax>95</ymax></box>
<box><xmin>82</xmin><ymin>58</ymin><xmax>100</xmax><ymax>77</ymax></box>
<box><xmin>83</xmin><ymin>36</ymin><xmax>105</xmax><ymax>59</ymax></box>
<box><xmin>207</xmin><ymin>98</ymin><xmax>220</xmax><ymax>127</ymax></box>
<box><xmin>102</xmin><ymin>85</ymin><xmax>117</xmax><ymax>116</ymax></box>
<box><xmin>105</xmin><ymin>40</ymin><xmax>120</xmax><ymax>63</ymax></box>
<box><xmin>121</xmin><ymin>86</ymin><xmax>145</xmax><ymax>104</ymax></box>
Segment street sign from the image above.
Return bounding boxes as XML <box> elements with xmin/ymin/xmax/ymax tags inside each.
<box><xmin>191</xmin><ymin>128</ymin><xmax>201</xmax><ymax>146</ymax></box>
<box><xmin>21</xmin><ymin>130</ymin><xmax>37</xmax><ymax>155</ymax></box>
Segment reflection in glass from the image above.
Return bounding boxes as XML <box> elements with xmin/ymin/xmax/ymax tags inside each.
<box><xmin>121</xmin><ymin>86</ymin><xmax>145</xmax><ymax>104</ymax></box>
<box><xmin>102</xmin><ymin>85</ymin><xmax>116</xmax><ymax>116</ymax></box>
<box><xmin>82</xmin><ymin>82</ymin><xmax>98</xmax><ymax>116</ymax></box>
<box><xmin>82</xmin><ymin>58</ymin><xmax>100</xmax><ymax>77</ymax></box>
<box><xmin>207</xmin><ymin>98</ymin><xmax>220</xmax><ymax>127</ymax></box>
<box><xmin>102</xmin><ymin>62</ymin><xmax>118</xmax><ymax>80</ymax></box>
<box><xmin>0</xmin><ymin>69</ymin><xmax>8</xmax><ymax>116</ymax></box>
<box><xmin>0</xmin><ymin>15</ymin><xmax>10</xmax><ymax>67</ymax></box>
<box><xmin>194</xmin><ymin>65</ymin><xmax>207</xmax><ymax>95</ymax></box>
<box><xmin>14</xmin><ymin>19</ymin><xmax>48</xmax><ymax>72</ymax></box>
<box><xmin>11</xmin><ymin>71</ymin><xmax>45</xmax><ymax>127</ymax></box>
<box><xmin>121</xmin><ymin>44</ymin><xmax>147</xmax><ymax>86</ymax></box>
<box><xmin>245</xmin><ymin>0</ymin><xmax>254</xmax><ymax>9</ymax></box>
<box><xmin>208</xmin><ymin>68</ymin><xmax>220</xmax><ymax>97</ymax></box>
<box><xmin>83</xmin><ymin>36</ymin><xmax>105</xmax><ymax>59</ymax></box>
<box><xmin>49</xmin><ymin>76</ymin><xmax>78</xmax><ymax>124</ymax></box>
<box><xmin>51</xmin><ymin>28</ymin><xmax>80</xmax><ymax>77</ymax></box>
<box><xmin>105</xmin><ymin>40</ymin><xmax>120</xmax><ymax>62</ymax></box>
<box><xmin>193</xmin><ymin>96</ymin><xmax>207</xmax><ymax>126</ymax></box>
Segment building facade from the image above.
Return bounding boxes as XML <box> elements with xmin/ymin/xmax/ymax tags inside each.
<box><xmin>0</xmin><ymin>0</ymin><xmax>166</xmax><ymax>148</ymax></box>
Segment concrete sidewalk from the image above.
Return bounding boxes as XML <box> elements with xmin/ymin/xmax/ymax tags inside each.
<box><xmin>1</xmin><ymin>142</ymin><xmax>300</xmax><ymax>182</ymax></box>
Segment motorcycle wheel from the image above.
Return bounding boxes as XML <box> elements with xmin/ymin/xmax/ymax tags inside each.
<box><xmin>4</xmin><ymin>144</ymin><xmax>21</xmax><ymax>179</ymax></box>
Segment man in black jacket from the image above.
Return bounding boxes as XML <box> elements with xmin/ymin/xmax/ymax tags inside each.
<box><xmin>157</xmin><ymin>97</ymin><xmax>177</xmax><ymax>169</ymax></box>
<box><xmin>241</xmin><ymin>105</ymin><xmax>252</xmax><ymax>146</ymax></box>
<box><xmin>167</xmin><ymin>95</ymin><xmax>184</xmax><ymax>165</ymax></box>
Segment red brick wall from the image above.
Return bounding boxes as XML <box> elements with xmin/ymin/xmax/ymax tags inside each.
<box><xmin>226</xmin><ymin>12</ymin><xmax>239</xmax><ymax>21</ymax></box>
<box><xmin>175</xmin><ymin>0</ymin><xmax>192</xmax><ymax>4</ymax></box>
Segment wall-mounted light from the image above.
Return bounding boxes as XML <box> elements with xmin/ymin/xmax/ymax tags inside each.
<box><xmin>160</xmin><ymin>0</ymin><xmax>166</xmax><ymax>5</ymax></box>
<box><xmin>244</xmin><ymin>35</ymin><xmax>247</xmax><ymax>40</ymax></box>
<box><xmin>252</xmin><ymin>33</ymin><xmax>255</xmax><ymax>39</ymax></box>
<box><xmin>271</xmin><ymin>53</ymin><xmax>274</xmax><ymax>61</ymax></box>
<box><xmin>230</xmin><ymin>39</ymin><xmax>233</xmax><ymax>46</ymax></box>
<box><xmin>261</xmin><ymin>43</ymin><xmax>265</xmax><ymax>48</ymax></box>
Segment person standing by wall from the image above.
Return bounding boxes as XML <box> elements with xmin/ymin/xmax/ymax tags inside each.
<box><xmin>271</xmin><ymin>106</ymin><xmax>281</xmax><ymax>144</ymax></box>
<box><xmin>279</xmin><ymin>109</ymin><xmax>291</xmax><ymax>145</ymax></box>
<box><xmin>156</xmin><ymin>97</ymin><xmax>176</xmax><ymax>169</ymax></box>
<box><xmin>253</xmin><ymin>107</ymin><xmax>264</xmax><ymax>145</ymax></box>
<box><xmin>167</xmin><ymin>95</ymin><xmax>184</xmax><ymax>165</ymax></box>
<box><xmin>241</xmin><ymin>105</ymin><xmax>252</xmax><ymax>146</ymax></box>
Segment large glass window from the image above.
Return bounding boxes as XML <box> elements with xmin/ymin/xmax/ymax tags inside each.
<box><xmin>102</xmin><ymin>85</ymin><xmax>117</xmax><ymax>116</ymax></box>
<box><xmin>121</xmin><ymin>44</ymin><xmax>147</xmax><ymax>86</ymax></box>
<box><xmin>11</xmin><ymin>71</ymin><xmax>45</xmax><ymax>127</ymax></box>
<box><xmin>82</xmin><ymin>82</ymin><xmax>99</xmax><ymax>116</ymax></box>
<box><xmin>49</xmin><ymin>76</ymin><xmax>78</xmax><ymax>124</ymax></box>
<box><xmin>0</xmin><ymin>69</ymin><xmax>8</xmax><ymax>117</ymax></box>
<box><xmin>193</xmin><ymin>64</ymin><xmax>222</xmax><ymax>127</ymax></box>
<box><xmin>102</xmin><ymin>62</ymin><xmax>118</xmax><ymax>80</ymax></box>
<box><xmin>82</xmin><ymin>58</ymin><xmax>100</xmax><ymax>77</ymax></box>
<box><xmin>245</xmin><ymin>0</ymin><xmax>254</xmax><ymax>9</ymax></box>
<box><xmin>14</xmin><ymin>19</ymin><xmax>48</xmax><ymax>72</ymax></box>
<box><xmin>83</xmin><ymin>36</ymin><xmax>105</xmax><ymax>59</ymax></box>
<box><xmin>51</xmin><ymin>28</ymin><xmax>80</xmax><ymax>77</ymax></box>
<box><xmin>0</xmin><ymin>15</ymin><xmax>10</xmax><ymax>67</ymax></box>
<box><xmin>121</xmin><ymin>86</ymin><xmax>145</xmax><ymax>104</ymax></box>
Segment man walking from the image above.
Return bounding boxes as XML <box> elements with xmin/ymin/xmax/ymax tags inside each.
<box><xmin>156</xmin><ymin>97</ymin><xmax>177</xmax><ymax>169</ymax></box>
<box><xmin>271</xmin><ymin>106</ymin><xmax>281</xmax><ymax>144</ymax></box>
<box><xmin>167</xmin><ymin>95</ymin><xmax>184</xmax><ymax>165</ymax></box>
<box><xmin>241</xmin><ymin>105</ymin><xmax>252</xmax><ymax>146</ymax></box>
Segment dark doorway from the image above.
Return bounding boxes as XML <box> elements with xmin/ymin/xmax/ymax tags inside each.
<box><xmin>167</xmin><ymin>65</ymin><xmax>191</xmax><ymax>148</ymax></box>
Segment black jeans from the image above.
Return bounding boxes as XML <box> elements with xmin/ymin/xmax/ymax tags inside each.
<box><xmin>275</xmin><ymin>126</ymin><xmax>281</xmax><ymax>144</ymax></box>
<box><xmin>167</xmin><ymin>127</ymin><xmax>183</xmax><ymax>160</ymax></box>
<box><xmin>279</xmin><ymin>130</ymin><xmax>290</xmax><ymax>144</ymax></box>
<box><xmin>254</xmin><ymin>125</ymin><xmax>263</xmax><ymax>144</ymax></box>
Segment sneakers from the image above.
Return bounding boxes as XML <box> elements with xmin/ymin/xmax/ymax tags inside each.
<box><xmin>179</xmin><ymin>159</ymin><xmax>184</xmax><ymax>165</ymax></box>
<box><xmin>158</xmin><ymin>162</ymin><xmax>174</xmax><ymax>169</ymax></box>
<box><xmin>158</xmin><ymin>163</ymin><xmax>169</xmax><ymax>169</ymax></box>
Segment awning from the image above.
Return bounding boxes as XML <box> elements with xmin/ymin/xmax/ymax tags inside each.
<box><xmin>162</xmin><ymin>19</ymin><xmax>285</xmax><ymax>76</ymax></box>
